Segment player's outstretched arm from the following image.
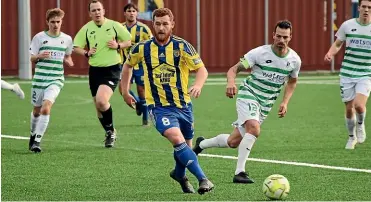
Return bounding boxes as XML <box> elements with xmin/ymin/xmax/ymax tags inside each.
<box><xmin>324</xmin><ymin>39</ymin><xmax>344</xmax><ymax>62</ymax></box>
<box><xmin>226</xmin><ymin>62</ymin><xmax>245</xmax><ymax>98</ymax></box>
<box><xmin>189</xmin><ymin>66</ymin><xmax>208</xmax><ymax>98</ymax></box>
<box><xmin>278</xmin><ymin>77</ymin><xmax>297</xmax><ymax>118</ymax></box>
<box><xmin>121</xmin><ymin>63</ymin><xmax>136</xmax><ymax>108</ymax></box>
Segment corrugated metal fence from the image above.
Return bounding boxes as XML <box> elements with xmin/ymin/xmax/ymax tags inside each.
<box><xmin>1</xmin><ymin>0</ymin><xmax>351</xmax><ymax>76</ymax></box>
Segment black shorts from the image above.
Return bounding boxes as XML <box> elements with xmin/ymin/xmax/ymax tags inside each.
<box><xmin>89</xmin><ymin>64</ymin><xmax>122</xmax><ymax>97</ymax></box>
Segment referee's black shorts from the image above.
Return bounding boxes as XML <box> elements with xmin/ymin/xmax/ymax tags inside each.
<box><xmin>88</xmin><ymin>64</ymin><xmax>122</xmax><ymax>97</ymax></box>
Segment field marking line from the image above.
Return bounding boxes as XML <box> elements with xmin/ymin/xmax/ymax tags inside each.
<box><xmin>1</xmin><ymin>135</ymin><xmax>29</xmax><ymax>140</ymax></box>
<box><xmin>2</xmin><ymin>134</ymin><xmax>370</xmax><ymax>174</ymax></box>
<box><xmin>199</xmin><ymin>153</ymin><xmax>371</xmax><ymax>174</ymax></box>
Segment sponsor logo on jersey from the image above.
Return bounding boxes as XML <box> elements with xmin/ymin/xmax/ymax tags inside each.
<box><xmin>262</xmin><ymin>72</ymin><xmax>286</xmax><ymax>83</ymax></box>
<box><xmin>350</xmin><ymin>39</ymin><xmax>371</xmax><ymax>46</ymax></box>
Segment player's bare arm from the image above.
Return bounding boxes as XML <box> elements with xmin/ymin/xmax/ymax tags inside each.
<box><xmin>107</xmin><ymin>39</ymin><xmax>131</xmax><ymax>50</ymax></box>
<box><xmin>278</xmin><ymin>77</ymin><xmax>297</xmax><ymax>118</ymax></box>
<box><xmin>189</xmin><ymin>66</ymin><xmax>208</xmax><ymax>98</ymax></box>
<box><xmin>73</xmin><ymin>46</ymin><xmax>96</xmax><ymax>57</ymax></box>
<box><xmin>30</xmin><ymin>52</ymin><xmax>50</xmax><ymax>63</ymax></box>
<box><xmin>121</xmin><ymin>63</ymin><xmax>136</xmax><ymax>108</ymax></box>
<box><xmin>226</xmin><ymin>62</ymin><xmax>246</xmax><ymax>98</ymax></box>
<box><xmin>324</xmin><ymin>39</ymin><xmax>344</xmax><ymax>62</ymax></box>
<box><xmin>64</xmin><ymin>55</ymin><xmax>74</xmax><ymax>67</ymax></box>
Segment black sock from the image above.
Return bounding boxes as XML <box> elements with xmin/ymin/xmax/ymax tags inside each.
<box><xmin>101</xmin><ymin>106</ymin><xmax>114</xmax><ymax>131</ymax></box>
<box><xmin>98</xmin><ymin>117</ymin><xmax>109</xmax><ymax>132</ymax></box>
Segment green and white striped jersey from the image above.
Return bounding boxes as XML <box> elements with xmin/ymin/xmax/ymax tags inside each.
<box><xmin>29</xmin><ymin>31</ymin><xmax>73</xmax><ymax>89</ymax></box>
<box><xmin>336</xmin><ymin>18</ymin><xmax>371</xmax><ymax>79</ymax></box>
<box><xmin>238</xmin><ymin>45</ymin><xmax>301</xmax><ymax>118</ymax></box>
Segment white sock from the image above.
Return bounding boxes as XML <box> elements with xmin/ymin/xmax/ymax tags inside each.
<box><xmin>356</xmin><ymin>112</ymin><xmax>366</xmax><ymax>125</ymax></box>
<box><xmin>345</xmin><ymin>117</ymin><xmax>356</xmax><ymax>137</ymax></box>
<box><xmin>199</xmin><ymin>134</ymin><xmax>230</xmax><ymax>149</ymax></box>
<box><xmin>30</xmin><ymin>112</ymin><xmax>40</xmax><ymax>135</ymax></box>
<box><xmin>235</xmin><ymin>133</ymin><xmax>257</xmax><ymax>175</ymax></box>
<box><xmin>34</xmin><ymin>115</ymin><xmax>50</xmax><ymax>142</ymax></box>
<box><xmin>1</xmin><ymin>80</ymin><xmax>14</xmax><ymax>90</ymax></box>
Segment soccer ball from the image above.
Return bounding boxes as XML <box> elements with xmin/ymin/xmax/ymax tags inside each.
<box><xmin>262</xmin><ymin>174</ymin><xmax>290</xmax><ymax>200</ymax></box>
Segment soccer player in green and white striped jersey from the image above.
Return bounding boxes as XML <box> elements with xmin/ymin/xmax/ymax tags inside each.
<box><xmin>28</xmin><ymin>8</ymin><xmax>74</xmax><ymax>153</ymax></box>
<box><xmin>324</xmin><ymin>0</ymin><xmax>371</xmax><ymax>149</ymax></box>
<box><xmin>193</xmin><ymin>20</ymin><xmax>301</xmax><ymax>183</ymax></box>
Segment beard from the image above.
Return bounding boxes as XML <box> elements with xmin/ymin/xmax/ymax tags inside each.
<box><xmin>275</xmin><ymin>43</ymin><xmax>286</xmax><ymax>50</ymax></box>
<box><xmin>154</xmin><ymin>31</ymin><xmax>171</xmax><ymax>43</ymax></box>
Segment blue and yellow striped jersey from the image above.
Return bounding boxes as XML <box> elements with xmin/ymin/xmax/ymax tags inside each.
<box><xmin>121</xmin><ymin>21</ymin><xmax>152</xmax><ymax>66</ymax></box>
<box><xmin>126</xmin><ymin>36</ymin><xmax>205</xmax><ymax>108</ymax></box>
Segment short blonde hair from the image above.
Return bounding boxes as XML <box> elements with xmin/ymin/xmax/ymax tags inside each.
<box><xmin>46</xmin><ymin>8</ymin><xmax>65</xmax><ymax>21</ymax></box>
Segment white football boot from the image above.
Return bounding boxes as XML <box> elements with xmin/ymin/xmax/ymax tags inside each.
<box><xmin>356</xmin><ymin>123</ymin><xmax>366</xmax><ymax>144</ymax></box>
<box><xmin>12</xmin><ymin>83</ymin><xmax>25</xmax><ymax>99</ymax></box>
<box><xmin>345</xmin><ymin>136</ymin><xmax>357</xmax><ymax>150</ymax></box>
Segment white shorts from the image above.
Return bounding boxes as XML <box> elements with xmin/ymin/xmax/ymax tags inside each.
<box><xmin>340</xmin><ymin>77</ymin><xmax>371</xmax><ymax>102</ymax></box>
<box><xmin>31</xmin><ymin>85</ymin><xmax>61</xmax><ymax>107</ymax></box>
<box><xmin>232</xmin><ymin>98</ymin><xmax>266</xmax><ymax>134</ymax></box>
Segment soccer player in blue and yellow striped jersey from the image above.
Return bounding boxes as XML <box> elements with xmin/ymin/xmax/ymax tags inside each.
<box><xmin>121</xmin><ymin>8</ymin><xmax>214</xmax><ymax>195</ymax></box>
<box><xmin>120</xmin><ymin>3</ymin><xmax>153</xmax><ymax>125</ymax></box>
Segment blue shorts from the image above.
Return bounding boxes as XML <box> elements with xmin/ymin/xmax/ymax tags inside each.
<box><xmin>130</xmin><ymin>63</ymin><xmax>144</xmax><ymax>86</ymax></box>
<box><xmin>149</xmin><ymin>104</ymin><xmax>194</xmax><ymax>140</ymax></box>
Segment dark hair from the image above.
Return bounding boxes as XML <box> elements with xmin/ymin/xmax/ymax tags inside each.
<box><xmin>274</xmin><ymin>20</ymin><xmax>292</xmax><ymax>33</ymax></box>
<box><xmin>124</xmin><ymin>3</ymin><xmax>138</xmax><ymax>12</ymax></box>
<box><xmin>46</xmin><ymin>8</ymin><xmax>65</xmax><ymax>21</ymax></box>
<box><xmin>152</xmin><ymin>8</ymin><xmax>174</xmax><ymax>21</ymax></box>
<box><xmin>359</xmin><ymin>0</ymin><xmax>371</xmax><ymax>5</ymax></box>
<box><xmin>88</xmin><ymin>0</ymin><xmax>103</xmax><ymax>11</ymax></box>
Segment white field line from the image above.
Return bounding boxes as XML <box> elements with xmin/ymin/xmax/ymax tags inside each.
<box><xmin>2</xmin><ymin>134</ymin><xmax>370</xmax><ymax>174</ymax></box>
<box><xmin>1</xmin><ymin>135</ymin><xmax>29</xmax><ymax>140</ymax></box>
<box><xmin>199</xmin><ymin>153</ymin><xmax>371</xmax><ymax>174</ymax></box>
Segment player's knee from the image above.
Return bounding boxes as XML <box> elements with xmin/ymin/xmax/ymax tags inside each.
<box><xmin>244</xmin><ymin>121</ymin><xmax>260</xmax><ymax>137</ymax></box>
<box><xmin>227</xmin><ymin>137</ymin><xmax>240</xmax><ymax>148</ymax></box>
<box><xmin>354</xmin><ymin>103</ymin><xmax>366</xmax><ymax>113</ymax></box>
<box><xmin>40</xmin><ymin>101</ymin><xmax>52</xmax><ymax>115</ymax></box>
<box><xmin>95</xmin><ymin>97</ymin><xmax>109</xmax><ymax>111</ymax></box>
<box><xmin>33</xmin><ymin>108</ymin><xmax>41</xmax><ymax>117</ymax></box>
<box><xmin>163</xmin><ymin>128</ymin><xmax>185</xmax><ymax>145</ymax></box>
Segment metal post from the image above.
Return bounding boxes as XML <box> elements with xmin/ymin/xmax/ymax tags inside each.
<box><xmin>57</xmin><ymin>0</ymin><xmax>60</xmax><ymax>8</ymax></box>
<box><xmin>264</xmin><ymin>0</ymin><xmax>269</xmax><ymax>45</ymax></box>
<box><xmin>330</xmin><ymin>0</ymin><xmax>335</xmax><ymax>72</ymax></box>
<box><xmin>18</xmin><ymin>0</ymin><xmax>32</xmax><ymax>79</ymax></box>
<box><xmin>196</xmin><ymin>0</ymin><xmax>201</xmax><ymax>55</ymax></box>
